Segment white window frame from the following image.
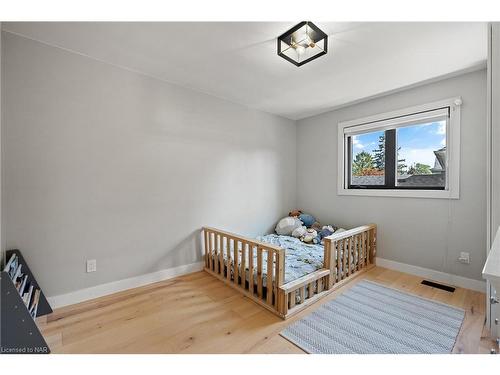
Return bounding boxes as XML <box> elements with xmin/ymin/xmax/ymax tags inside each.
<box><xmin>337</xmin><ymin>97</ymin><xmax>462</xmax><ymax>199</ymax></box>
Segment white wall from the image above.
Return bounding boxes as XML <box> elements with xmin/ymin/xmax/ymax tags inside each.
<box><xmin>297</xmin><ymin>69</ymin><xmax>487</xmax><ymax>281</ymax></box>
<box><xmin>486</xmin><ymin>21</ymin><xmax>500</xmax><ymax>336</ymax></box>
<box><xmin>489</xmin><ymin>24</ymin><xmax>500</xmax><ymax>249</ymax></box>
<box><xmin>2</xmin><ymin>32</ymin><xmax>297</xmax><ymax>297</ymax></box>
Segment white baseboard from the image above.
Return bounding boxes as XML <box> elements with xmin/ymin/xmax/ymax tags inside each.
<box><xmin>376</xmin><ymin>257</ymin><xmax>486</xmax><ymax>293</ymax></box>
<box><xmin>47</xmin><ymin>257</ymin><xmax>485</xmax><ymax>309</ymax></box>
<box><xmin>47</xmin><ymin>261</ymin><xmax>205</xmax><ymax>309</ymax></box>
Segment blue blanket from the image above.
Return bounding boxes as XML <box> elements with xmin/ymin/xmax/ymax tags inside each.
<box><xmin>256</xmin><ymin>234</ymin><xmax>325</xmax><ymax>284</ymax></box>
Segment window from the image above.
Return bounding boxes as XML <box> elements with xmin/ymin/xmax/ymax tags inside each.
<box><xmin>338</xmin><ymin>98</ymin><xmax>461</xmax><ymax>199</ymax></box>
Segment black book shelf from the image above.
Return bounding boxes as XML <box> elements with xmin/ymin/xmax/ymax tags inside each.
<box><xmin>5</xmin><ymin>249</ymin><xmax>53</xmax><ymax>317</ymax></box>
<box><xmin>1</xmin><ymin>249</ymin><xmax>52</xmax><ymax>354</ymax></box>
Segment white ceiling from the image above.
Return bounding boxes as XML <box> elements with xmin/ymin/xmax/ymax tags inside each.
<box><xmin>2</xmin><ymin>22</ymin><xmax>487</xmax><ymax>120</ymax></box>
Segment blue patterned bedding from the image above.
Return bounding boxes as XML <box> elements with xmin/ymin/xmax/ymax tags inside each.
<box><xmin>215</xmin><ymin>234</ymin><xmax>328</xmax><ymax>286</ymax></box>
<box><xmin>255</xmin><ymin>234</ymin><xmax>325</xmax><ymax>284</ymax></box>
<box><xmin>211</xmin><ymin>234</ymin><xmax>353</xmax><ymax>287</ymax></box>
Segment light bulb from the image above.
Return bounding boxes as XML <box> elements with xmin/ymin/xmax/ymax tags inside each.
<box><xmin>303</xmin><ymin>33</ymin><xmax>311</xmax><ymax>45</ymax></box>
<box><xmin>295</xmin><ymin>32</ymin><xmax>310</xmax><ymax>46</ymax></box>
<box><xmin>296</xmin><ymin>45</ymin><xmax>306</xmax><ymax>55</ymax></box>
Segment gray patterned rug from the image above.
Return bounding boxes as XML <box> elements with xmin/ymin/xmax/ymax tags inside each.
<box><xmin>280</xmin><ymin>280</ymin><xmax>465</xmax><ymax>354</ymax></box>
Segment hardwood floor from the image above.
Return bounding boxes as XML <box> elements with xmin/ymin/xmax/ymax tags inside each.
<box><xmin>38</xmin><ymin>266</ymin><xmax>493</xmax><ymax>354</ymax></box>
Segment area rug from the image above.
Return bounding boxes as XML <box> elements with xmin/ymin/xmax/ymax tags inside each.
<box><xmin>280</xmin><ymin>280</ymin><xmax>465</xmax><ymax>354</ymax></box>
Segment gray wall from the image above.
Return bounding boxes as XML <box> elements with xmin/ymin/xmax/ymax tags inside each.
<box><xmin>297</xmin><ymin>69</ymin><xmax>487</xmax><ymax>281</ymax></box>
<box><xmin>2</xmin><ymin>32</ymin><xmax>297</xmax><ymax>296</ymax></box>
<box><xmin>1</xmin><ymin>29</ymin><xmax>488</xmax><ymax>300</ymax></box>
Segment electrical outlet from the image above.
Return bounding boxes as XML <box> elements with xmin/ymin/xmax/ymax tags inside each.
<box><xmin>458</xmin><ymin>252</ymin><xmax>470</xmax><ymax>264</ymax></box>
<box><xmin>86</xmin><ymin>259</ymin><xmax>97</xmax><ymax>273</ymax></box>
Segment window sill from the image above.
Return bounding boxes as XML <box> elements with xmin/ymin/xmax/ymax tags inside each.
<box><xmin>337</xmin><ymin>188</ymin><xmax>459</xmax><ymax>199</ymax></box>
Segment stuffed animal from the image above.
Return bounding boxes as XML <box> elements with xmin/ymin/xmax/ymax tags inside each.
<box><xmin>275</xmin><ymin>216</ymin><xmax>302</xmax><ymax>236</ymax></box>
<box><xmin>313</xmin><ymin>226</ymin><xmax>336</xmax><ymax>244</ymax></box>
<box><xmin>288</xmin><ymin>209</ymin><xmax>302</xmax><ymax>217</ymax></box>
<box><xmin>311</xmin><ymin>221</ymin><xmax>323</xmax><ymax>232</ymax></box>
<box><xmin>292</xmin><ymin>226</ymin><xmax>307</xmax><ymax>238</ymax></box>
<box><xmin>300</xmin><ymin>228</ymin><xmax>317</xmax><ymax>243</ymax></box>
<box><xmin>323</xmin><ymin>225</ymin><xmax>337</xmax><ymax>233</ymax></box>
<box><xmin>299</xmin><ymin>213</ymin><xmax>316</xmax><ymax>228</ymax></box>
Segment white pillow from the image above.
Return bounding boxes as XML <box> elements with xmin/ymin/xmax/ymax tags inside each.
<box><xmin>275</xmin><ymin>217</ymin><xmax>302</xmax><ymax>236</ymax></box>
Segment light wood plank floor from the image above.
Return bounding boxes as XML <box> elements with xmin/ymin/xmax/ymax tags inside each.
<box><xmin>39</xmin><ymin>266</ymin><xmax>495</xmax><ymax>354</ymax></box>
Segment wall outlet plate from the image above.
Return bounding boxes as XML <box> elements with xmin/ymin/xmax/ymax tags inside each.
<box><xmin>86</xmin><ymin>259</ymin><xmax>97</xmax><ymax>273</ymax></box>
<box><xmin>458</xmin><ymin>252</ymin><xmax>470</xmax><ymax>264</ymax></box>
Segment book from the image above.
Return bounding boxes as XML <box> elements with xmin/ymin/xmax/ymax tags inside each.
<box><xmin>24</xmin><ymin>284</ymin><xmax>34</xmax><ymax>307</ymax></box>
<box><xmin>19</xmin><ymin>274</ymin><xmax>28</xmax><ymax>296</ymax></box>
<box><xmin>3</xmin><ymin>253</ymin><xmax>17</xmax><ymax>273</ymax></box>
<box><xmin>12</xmin><ymin>263</ymin><xmax>22</xmax><ymax>283</ymax></box>
<box><xmin>7</xmin><ymin>256</ymin><xmax>19</xmax><ymax>279</ymax></box>
<box><xmin>22</xmin><ymin>284</ymin><xmax>34</xmax><ymax>306</ymax></box>
<box><xmin>29</xmin><ymin>289</ymin><xmax>40</xmax><ymax>318</ymax></box>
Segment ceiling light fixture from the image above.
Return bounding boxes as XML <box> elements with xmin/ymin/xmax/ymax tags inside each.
<box><xmin>277</xmin><ymin>21</ymin><xmax>328</xmax><ymax>67</ymax></box>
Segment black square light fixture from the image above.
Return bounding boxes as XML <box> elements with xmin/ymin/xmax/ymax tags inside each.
<box><xmin>277</xmin><ymin>21</ymin><xmax>328</xmax><ymax>67</ymax></box>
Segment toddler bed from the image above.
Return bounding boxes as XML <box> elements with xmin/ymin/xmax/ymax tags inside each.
<box><xmin>202</xmin><ymin>223</ymin><xmax>376</xmax><ymax>319</ymax></box>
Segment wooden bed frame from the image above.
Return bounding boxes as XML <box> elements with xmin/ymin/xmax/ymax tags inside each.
<box><xmin>202</xmin><ymin>224</ymin><xmax>377</xmax><ymax>319</ymax></box>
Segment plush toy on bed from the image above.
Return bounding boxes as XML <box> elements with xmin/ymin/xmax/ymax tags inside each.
<box><xmin>300</xmin><ymin>228</ymin><xmax>317</xmax><ymax>243</ymax></box>
<box><xmin>292</xmin><ymin>226</ymin><xmax>318</xmax><ymax>244</ymax></box>
<box><xmin>275</xmin><ymin>216</ymin><xmax>303</xmax><ymax>236</ymax></box>
<box><xmin>313</xmin><ymin>225</ymin><xmax>337</xmax><ymax>245</ymax></box>
<box><xmin>313</xmin><ymin>225</ymin><xmax>342</xmax><ymax>244</ymax></box>
<box><xmin>278</xmin><ymin>210</ymin><xmax>345</xmax><ymax>244</ymax></box>
<box><xmin>298</xmin><ymin>213</ymin><xmax>316</xmax><ymax>228</ymax></box>
<box><xmin>323</xmin><ymin>225</ymin><xmax>337</xmax><ymax>233</ymax></box>
<box><xmin>288</xmin><ymin>209</ymin><xmax>302</xmax><ymax>218</ymax></box>
<box><xmin>291</xmin><ymin>225</ymin><xmax>307</xmax><ymax>238</ymax></box>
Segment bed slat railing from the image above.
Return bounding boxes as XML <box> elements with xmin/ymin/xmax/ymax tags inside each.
<box><xmin>323</xmin><ymin>224</ymin><xmax>377</xmax><ymax>288</ymax></box>
<box><xmin>279</xmin><ymin>269</ymin><xmax>330</xmax><ymax>316</ymax></box>
<box><xmin>203</xmin><ymin>227</ymin><xmax>286</xmax><ymax>315</ymax></box>
<box><xmin>202</xmin><ymin>223</ymin><xmax>377</xmax><ymax>319</ymax></box>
